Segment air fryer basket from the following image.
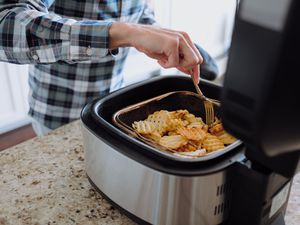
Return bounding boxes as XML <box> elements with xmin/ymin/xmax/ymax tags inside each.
<box><xmin>89</xmin><ymin>76</ymin><xmax>243</xmax><ymax>163</ymax></box>
<box><xmin>112</xmin><ymin>90</ymin><xmax>241</xmax><ymax>161</ymax></box>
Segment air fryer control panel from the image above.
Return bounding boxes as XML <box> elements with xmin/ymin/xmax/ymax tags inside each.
<box><xmin>240</xmin><ymin>0</ymin><xmax>292</xmax><ymax>31</ymax></box>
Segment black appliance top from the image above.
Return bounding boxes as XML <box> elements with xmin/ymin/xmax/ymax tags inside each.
<box><xmin>221</xmin><ymin>0</ymin><xmax>300</xmax><ymax>177</ymax></box>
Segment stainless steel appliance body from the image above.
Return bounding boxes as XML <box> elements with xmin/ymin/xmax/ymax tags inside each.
<box><xmin>81</xmin><ymin>76</ymin><xmax>246</xmax><ymax>225</ymax></box>
<box><xmin>82</xmin><ymin>125</ymin><xmax>245</xmax><ymax>225</ymax></box>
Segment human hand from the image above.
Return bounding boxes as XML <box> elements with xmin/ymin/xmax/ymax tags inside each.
<box><xmin>109</xmin><ymin>23</ymin><xmax>203</xmax><ymax>83</ymax></box>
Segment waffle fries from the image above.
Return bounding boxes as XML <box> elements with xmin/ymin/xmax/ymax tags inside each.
<box><xmin>132</xmin><ymin>110</ymin><xmax>236</xmax><ymax>157</ymax></box>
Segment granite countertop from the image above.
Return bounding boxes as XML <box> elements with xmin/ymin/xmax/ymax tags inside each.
<box><xmin>0</xmin><ymin>120</ymin><xmax>299</xmax><ymax>225</ymax></box>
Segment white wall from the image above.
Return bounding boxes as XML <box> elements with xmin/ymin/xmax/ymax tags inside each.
<box><xmin>124</xmin><ymin>0</ymin><xmax>237</xmax><ymax>83</ymax></box>
<box><xmin>0</xmin><ymin>63</ymin><xmax>30</xmax><ymax>134</ymax></box>
<box><xmin>168</xmin><ymin>0</ymin><xmax>236</xmax><ymax>57</ymax></box>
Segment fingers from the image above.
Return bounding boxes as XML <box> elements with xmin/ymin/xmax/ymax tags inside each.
<box><xmin>177</xmin><ymin>38</ymin><xmax>200</xmax><ymax>82</ymax></box>
<box><xmin>180</xmin><ymin>31</ymin><xmax>203</xmax><ymax>65</ymax></box>
<box><xmin>161</xmin><ymin>40</ymin><xmax>180</xmax><ymax>68</ymax></box>
<box><xmin>159</xmin><ymin>29</ymin><xmax>202</xmax><ymax>81</ymax></box>
<box><xmin>141</xmin><ymin>41</ymin><xmax>179</xmax><ymax>68</ymax></box>
<box><xmin>130</xmin><ymin>24</ymin><xmax>202</xmax><ymax>76</ymax></box>
<box><xmin>176</xmin><ymin>66</ymin><xmax>190</xmax><ymax>74</ymax></box>
<box><xmin>177</xmin><ymin>64</ymin><xmax>200</xmax><ymax>84</ymax></box>
<box><xmin>162</xmin><ymin>28</ymin><xmax>203</xmax><ymax>66</ymax></box>
<box><xmin>143</xmin><ymin>51</ymin><xmax>167</xmax><ymax>61</ymax></box>
<box><xmin>192</xmin><ymin>64</ymin><xmax>200</xmax><ymax>84</ymax></box>
<box><xmin>178</xmin><ymin>37</ymin><xmax>199</xmax><ymax>68</ymax></box>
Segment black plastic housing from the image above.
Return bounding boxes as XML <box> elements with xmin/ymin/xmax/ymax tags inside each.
<box><xmin>227</xmin><ymin>161</ymin><xmax>291</xmax><ymax>225</ymax></box>
<box><xmin>221</xmin><ymin>0</ymin><xmax>300</xmax><ymax>177</ymax></box>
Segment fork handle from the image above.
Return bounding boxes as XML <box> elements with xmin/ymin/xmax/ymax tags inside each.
<box><xmin>192</xmin><ymin>77</ymin><xmax>205</xmax><ymax>100</ymax></box>
<box><xmin>208</xmin><ymin>98</ymin><xmax>221</xmax><ymax>107</ymax></box>
<box><xmin>192</xmin><ymin>77</ymin><xmax>221</xmax><ymax>106</ymax></box>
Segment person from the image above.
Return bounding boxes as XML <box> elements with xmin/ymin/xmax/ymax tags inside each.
<box><xmin>0</xmin><ymin>0</ymin><xmax>203</xmax><ymax>136</ymax></box>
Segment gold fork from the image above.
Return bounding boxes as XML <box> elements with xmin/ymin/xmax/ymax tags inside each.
<box><xmin>191</xmin><ymin>76</ymin><xmax>220</xmax><ymax>126</ymax></box>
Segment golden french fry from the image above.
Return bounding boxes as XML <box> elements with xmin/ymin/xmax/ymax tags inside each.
<box><xmin>209</xmin><ymin>123</ymin><xmax>224</xmax><ymax>135</ymax></box>
<box><xmin>187</xmin><ymin>121</ymin><xmax>204</xmax><ymax>129</ymax></box>
<box><xmin>132</xmin><ymin>121</ymin><xmax>155</xmax><ymax>134</ymax></box>
<box><xmin>202</xmin><ymin>134</ymin><xmax>225</xmax><ymax>153</ymax></box>
<box><xmin>132</xmin><ymin>109</ymin><xmax>236</xmax><ymax>157</ymax></box>
<box><xmin>170</xmin><ymin>109</ymin><xmax>189</xmax><ymax>119</ymax></box>
<box><xmin>168</xmin><ymin>118</ymin><xmax>186</xmax><ymax>131</ymax></box>
<box><xmin>177</xmin><ymin>126</ymin><xmax>206</xmax><ymax>141</ymax></box>
<box><xmin>168</xmin><ymin>131</ymin><xmax>178</xmax><ymax>136</ymax></box>
<box><xmin>184</xmin><ymin>113</ymin><xmax>205</xmax><ymax>124</ymax></box>
<box><xmin>177</xmin><ymin>141</ymin><xmax>200</xmax><ymax>152</ymax></box>
<box><xmin>159</xmin><ymin>135</ymin><xmax>188</xmax><ymax>149</ymax></box>
<box><xmin>216</xmin><ymin>131</ymin><xmax>236</xmax><ymax>145</ymax></box>
<box><xmin>143</xmin><ymin>132</ymin><xmax>161</xmax><ymax>142</ymax></box>
<box><xmin>146</xmin><ymin>110</ymin><xmax>172</xmax><ymax>134</ymax></box>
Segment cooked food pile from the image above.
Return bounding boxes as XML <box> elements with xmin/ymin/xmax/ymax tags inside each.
<box><xmin>132</xmin><ymin>110</ymin><xmax>236</xmax><ymax>157</ymax></box>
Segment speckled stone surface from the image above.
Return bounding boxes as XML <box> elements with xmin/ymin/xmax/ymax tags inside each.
<box><xmin>0</xmin><ymin>121</ymin><xmax>135</xmax><ymax>225</ymax></box>
<box><xmin>0</xmin><ymin>120</ymin><xmax>299</xmax><ymax>225</ymax></box>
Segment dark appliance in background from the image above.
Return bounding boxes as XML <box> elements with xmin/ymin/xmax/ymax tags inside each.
<box><xmin>222</xmin><ymin>0</ymin><xmax>300</xmax><ymax>224</ymax></box>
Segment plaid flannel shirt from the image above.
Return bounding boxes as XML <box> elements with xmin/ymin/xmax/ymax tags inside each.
<box><xmin>0</xmin><ymin>0</ymin><xmax>156</xmax><ymax>129</ymax></box>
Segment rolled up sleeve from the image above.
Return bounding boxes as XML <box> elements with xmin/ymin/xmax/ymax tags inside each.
<box><xmin>0</xmin><ymin>0</ymin><xmax>113</xmax><ymax>64</ymax></box>
<box><xmin>69</xmin><ymin>20</ymin><xmax>112</xmax><ymax>61</ymax></box>
<box><xmin>138</xmin><ymin>2</ymin><xmax>158</xmax><ymax>26</ymax></box>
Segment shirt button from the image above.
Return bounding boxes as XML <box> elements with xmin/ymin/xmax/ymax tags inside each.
<box><xmin>32</xmin><ymin>54</ymin><xmax>39</xmax><ymax>61</ymax></box>
<box><xmin>86</xmin><ymin>47</ymin><xmax>93</xmax><ymax>56</ymax></box>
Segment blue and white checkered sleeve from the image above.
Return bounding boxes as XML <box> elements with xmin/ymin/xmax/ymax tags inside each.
<box><xmin>0</xmin><ymin>0</ymin><xmax>112</xmax><ymax>64</ymax></box>
<box><xmin>138</xmin><ymin>2</ymin><xmax>158</xmax><ymax>26</ymax></box>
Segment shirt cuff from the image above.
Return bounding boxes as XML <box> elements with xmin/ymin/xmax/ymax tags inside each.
<box><xmin>69</xmin><ymin>20</ymin><xmax>113</xmax><ymax>61</ymax></box>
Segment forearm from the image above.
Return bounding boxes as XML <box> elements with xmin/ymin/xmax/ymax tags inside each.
<box><xmin>108</xmin><ymin>23</ymin><xmax>162</xmax><ymax>51</ymax></box>
<box><xmin>108</xmin><ymin>0</ymin><xmax>159</xmax><ymax>50</ymax></box>
<box><xmin>0</xmin><ymin>1</ymin><xmax>112</xmax><ymax>64</ymax></box>
<box><xmin>108</xmin><ymin>22</ymin><xmax>133</xmax><ymax>49</ymax></box>
<box><xmin>109</xmin><ymin>22</ymin><xmax>203</xmax><ymax>83</ymax></box>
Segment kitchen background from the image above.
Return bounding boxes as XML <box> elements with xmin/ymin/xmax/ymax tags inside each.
<box><xmin>0</xmin><ymin>0</ymin><xmax>237</xmax><ymax>137</ymax></box>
